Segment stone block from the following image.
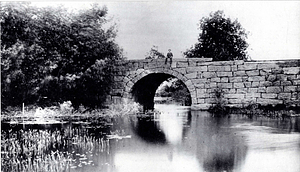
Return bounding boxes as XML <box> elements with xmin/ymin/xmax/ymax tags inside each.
<box><xmin>205</xmin><ymin>82</ymin><xmax>217</xmax><ymax>89</ymax></box>
<box><xmin>233</xmin><ymin>83</ymin><xmax>245</xmax><ymax>88</ymax></box>
<box><xmin>193</xmin><ymin>78</ymin><xmax>208</xmax><ymax>84</ymax></box>
<box><xmin>211</xmin><ymin>77</ymin><xmax>221</xmax><ymax>82</ymax></box>
<box><xmin>281</xmin><ymin>81</ymin><xmax>292</xmax><ymax>86</ymax></box>
<box><xmin>252</xmin><ymin>81</ymin><xmax>260</xmax><ymax>87</ymax></box>
<box><xmin>185</xmin><ymin>72</ymin><xmax>198</xmax><ymax>79</ymax></box>
<box><xmin>278</xmin><ymin>93</ymin><xmax>291</xmax><ymax>99</ymax></box>
<box><xmin>174</xmin><ymin>68</ymin><xmax>187</xmax><ymax>74</ymax></box>
<box><xmin>283</xmin><ymin>67</ymin><xmax>300</xmax><ymax>74</ymax></box>
<box><xmin>238</xmin><ymin>63</ymin><xmax>257</xmax><ymax>71</ymax></box>
<box><xmin>267</xmin><ymin>75</ymin><xmax>277</xmax><ymax>82</ymax></box>
<box><xmin>229</xmin><ymin>77</ymin><xmax>243</xmax><ymax>83</ymax></box>
<box><xmin>228</xmin><ymin>99</ymin><xmax>241</xmax><ymax>104</ymax></box>
<box><xmin>257</xmin><ymin>87</ymin><xmax>266</xmax><ymax>93</ymax></box>
<box><xmin>217</xmin><ymin>83</ymin><xmax>233</xmax><ymax>89</ymax></box>
<box><xmin>234</xmin><ymin>71</ymin><xmax>246</xmax><ymax>76</ymax></box>
<box><xmin>197</xmin><ymin>98</ymin><xmax>205</xmax><ymax>104</ymax></box>
<box><xmin>248</xmin><ymin>88</ymin><xmax>258</xmax><ymax>93</ymax></box>
<box><xmin>234</xmin><ymin>60</ymin><xmax>244</xmax><ymax>65</ymax></box>
<box><xmin>266</xmin><ymin>86</ymin><xmax>282</xmax><ymax>93</ymax></box>
<box><xmin>232</xmin><ymin>65</ymin><xmax>238</xmax><ymax>71</ymax></box>
<box><xmin>220</xmin><ymin>77</ymin><xmax>229</xmax><ymax>83</ymax></box>
<box><xmin>257</xmin><ymin>63</ymin><xmax>279</xmax><ymax>69</ymax></box>
<box><xmin>208</xmin><ymin>65</ymin><xmax>231</xmax><ymax>72</ymax></box>
<box><xmin>191</xmin><ymin>104</ymin><xmax>210</xmax><ymax>110</ymax></box>
<box><xmin>176</xmin><ymin>62</ymin><xmax>189</xmax><ymax>68</ymax></box>
<box><xmin>284</xmin><ymin>86</ymin><xmax>297</xmax><ymax>92</ymax></box>
<box><xmin>201</xmin><ymin>72</ymin><xmax>217</xmax><ymax>78</ymax></box>
<box><xmin>259</xmin><ymin>81</ymin><xmax>273</xmax><ymax>87</ymax></box>
<box><xmin>294</xmin><ymin>80</ymin><xmax>300</xmax><ymax>85</ymax></box>
<box><xmin>224</xmin><ymin>94</ymin><xmax>245</xmax><ymax>99</ymax></box>
<box><xmin>196</xmin><ymin>89</ymin><xmax>206</xmax><ymax>95</ymax></box>
<box><xmin>195</xmin><ymin>83</ymin><xmax>205</xmax><ymax>88</ymax></box>
<box><xmin>246</xmin><ymin>92</ymin><xmax>261</xmax><ymax>98</ymax></box>
<box><xmin>205</xmin><ymin>98</ymin><xmax>216</xmax><ymax>104</ymax></box>
<box><xmin>244</xmin><ymin>82</ymin><xmax>251</xmax><ymax>88</ymax></box>
<box><xmin>217</xmin><ymin>72</ymin><xmax>233</xmax><ymax>77</ymax></box>
<box><xmin>236</xmin><ymin>88</ymin><xmax>247</xmax><ymax>93</ymax></box>
<box><xmin>262</xmin><ymin>93</ymin><xmax>277</xmax><ymax>99</ymax></box>
<box><xmin>257</xmin><ymin>98</ymin><xmax>283</xmax><ymax>105</ymax></box>
<box><xmin>186</xmin><ymin>66</ymin><xmax>207</xmax><ymax>73</ymax></box>
<box><xmin>246</xmin><ymin>70</ymin><xmax>260</xmax><ymax>76</ymax></box>
<box><xmin>248</xmin><ymin>76</ymin><xmax>266</xmax><ymax>82</ymax></box>
<box><xmin>276</xmin><ymin>74</ymin><xmax>287</xmax><ymax>81</ymax></box>
<box><xmin>273</xmin><ymin>80</ymin><xmax>281</xmax><ymax>86</ymax></box>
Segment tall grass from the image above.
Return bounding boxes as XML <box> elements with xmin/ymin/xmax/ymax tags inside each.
<box><xmin>1</xmin><ymin>126</ymin><xmax>111</xmax><ymax>172</ymax></box>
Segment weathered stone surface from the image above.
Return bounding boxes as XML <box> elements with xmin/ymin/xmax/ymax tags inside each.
<box><xmin>217</xmin><ymin>83</ymin><xmax>233</xmax><ymax>89</ymax></box>
<box><xmin>233</xmin><ymin>83</ymin><xmax>244</xmax><ymax>88</ymax></box>
<box><xmin>208</xmin><ymin>65</ymin><xmax>231</xmax><ymax>72</ymax></box>
<box><xmin>238</xmin><ymin>63</ymin><xmax>257</xmax><ymax>71</ymax></box>
<box><xmin>220</xmin><ymin>77</ymin><xmax>229</xmax><ymax>83</ymax></box>
<box><xmin>246</xmin><ymin>70</ymin><xmax>260</xmax><ymax>76</ymax></box>
<box><xmin>257</xmin><ymin>98</ymin><xmax>283</xmax><ymax>105</ymax></box>
<box><xmin>278</xmin><ymin>93</ymin><xmax>291</xmax><ymax>99</ymax></box>
<box><xmin>248</xmin><ymin>76</ymin><xmax>265</xmax><ymax>82</ymax></box>
<box><xmin>217</xmin><ymin>72</ymin><xmax>233</xmax><ymax>77</ymax></box>
<box><xmin>185</xmin><ymin>72</ymin><xmax>197</xmax><ymax>79</ymax></box>
<box><xmin>211</xmin><ymin>77</ymin><xmax>221</xmax><ymax>82</ymax></box>
<box><xmin>284</xmin><ymin>86</ymin><xmax>297</xmax><ymax>92</ymax></box>
<box><xmin>266</xmin><ymin>86</ymin><xmax>282</xmax><ymax>93</ymax></box>
<box><xmin>257</xmin><ymin>63</ymin><xmax>279</xmax><ymax>69</ymax></box>
<box><xmin>283</xmin><ymin>67</ymin><xmax>300</xmax><ymax>74</ymax></box>
<box><xmin>186</xmin><ymin>66</ymin><xmax>207</xmax><ymax>73</ymax></box>
<box><xmin>259</xmin><ymin>81</ymin><xmax>273</xmax><ymax>87</ymax></box>
<box><xmin>262</xmin><ymin>93</ymin><xmax>277</xmax><ymax>99</ymax></box>
<box><xmin>251</xmin><ymin>81</ymin><xmax>260</xmax><ymax>87</ymax></box>
<box><xmin>246</xmin><ymin>92</ymin><xmax>261</xmax><ymax>98</ymax></box>
<box><xmin>176</xmin><ymin>62</ymin><xmax>189</xmax><ymax>68</ymax></box>
<box><xmin>234</xmin><ymin>71</ymin><xmax>246</xmax><ymax>76</ymax></box>
<box><xmin>224</xmin><ymin>94</ymin><xmax>245</xmax><ymax>99</ymax></box>
<box><xmin>281</xmin><ymin>81</ymin><xmax>292</xmax><ymax>86</ymax></box>
<box><xmin>229</xmin><ymin>77</ymin><xmax>243</xmax><ymax>82</ymax></box>
<box><xmin>201</xmin><ymin>72</ymin><xmax>217</xmax><ymax>78</ymax></box>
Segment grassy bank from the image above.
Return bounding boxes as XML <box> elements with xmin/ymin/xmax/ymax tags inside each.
<box><xmin>1</xmin><ymin>101</ymin><xmax>142</xmax><ymax>123</ymax></box>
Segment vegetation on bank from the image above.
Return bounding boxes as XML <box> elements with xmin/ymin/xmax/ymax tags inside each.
<box><xmin>1</xmin><ymin>2</ymin><xmax>124</xmax><ymax>111</ymax></box>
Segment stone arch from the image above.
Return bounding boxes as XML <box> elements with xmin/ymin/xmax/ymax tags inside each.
<box><xmin>121</xmin><ymin>67</ymin><xmax>197</xmax><ymax>110</ymax></box>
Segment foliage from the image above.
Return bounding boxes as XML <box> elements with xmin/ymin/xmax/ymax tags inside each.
<box><xmin>184</xmin><ymin>11</ymin><xmax>249</xmax><ymax>61</ymax></box>
<box><xmin>145</xmin><ymin>45</ymin><xmax>165</xmax><ymax>59</ymax></box>
<box><xmin>208</xmin><ymin>87</ymin><xmax>229</xmax><ymax>117</ymax></box>
<box><xmin>1</xmin><ymin>2</ymin><xmax>123</xmax><ymax>109</ymax></box>
<box><xmin>156</xmin><ymin>78</ymin><xmax>191</xmax><ymax>105</ymax></box>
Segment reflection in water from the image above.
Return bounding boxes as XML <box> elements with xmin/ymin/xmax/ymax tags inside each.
<box><xmin>2</xmin><ymin>105</ymin><xmax>300</xmax><ymax>172</ymax></box>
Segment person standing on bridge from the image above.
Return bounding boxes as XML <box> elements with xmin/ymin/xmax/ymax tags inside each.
<box><xmin>165</xmin><ymin>49</ymin><xmax>173</xmax><ymax>65</ymax></box>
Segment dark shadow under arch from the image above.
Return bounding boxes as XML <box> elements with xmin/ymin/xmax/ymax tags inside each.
<box><xmin>130</xmin><ymin>73</ymin><xmax>191</xmax><ymax>111</ymax></box>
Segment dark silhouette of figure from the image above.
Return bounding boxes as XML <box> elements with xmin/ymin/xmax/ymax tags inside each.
<box><xmin>165</xmin><ymin>49</ymin><xmax>173</xmax><ymax>65</ymax></box>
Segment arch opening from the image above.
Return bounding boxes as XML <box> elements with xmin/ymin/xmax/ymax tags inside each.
<box><xmin>130</xmin><ymin>73</ymin><xmax>192</xmax><ymax>111</ymax></box>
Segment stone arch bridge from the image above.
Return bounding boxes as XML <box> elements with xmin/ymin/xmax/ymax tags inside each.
<box><xmin>108</xmin><ymin>58</ymin><xmax>300</xmax><ymax>110</ymax></box>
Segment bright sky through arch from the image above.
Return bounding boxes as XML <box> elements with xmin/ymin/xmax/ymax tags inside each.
<box><xmin>32</xmin><ymin>1</ymin><xmax>300</xmax><ymax>60</ymax></box>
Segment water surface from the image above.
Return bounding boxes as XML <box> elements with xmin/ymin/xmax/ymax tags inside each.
<box><xmin>2</xmin><ymin>104</ymin><xmax>300</xmax><ymax>172</ymax></box>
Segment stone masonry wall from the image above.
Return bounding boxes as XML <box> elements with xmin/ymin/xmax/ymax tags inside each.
<box><xmin>110</xmin><ymin>58</ymin><xmax>300</xmax><ymax>110</ymax></box>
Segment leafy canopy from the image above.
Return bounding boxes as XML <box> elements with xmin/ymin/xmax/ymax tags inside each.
<box><xmin>1</xmin><ymin>2</ymin><xmax>123</xmax><ymax>108</ymax></box>
<box><xmin>184</xmin><ymin>11</ymin><xmax>249</xmax><ymax>61</ymax></box>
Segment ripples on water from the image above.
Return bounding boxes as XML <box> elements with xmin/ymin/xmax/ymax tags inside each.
<box><xmin>1</xmin><ymin>104</ymin><xmax>300</xmax><ymax>172</ymax></box>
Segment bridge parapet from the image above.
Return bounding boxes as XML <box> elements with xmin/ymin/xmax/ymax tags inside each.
<box><xmin>109</xmin><ymin>58</ymin><xmax>300</xmax><ymax>110</ymax></box>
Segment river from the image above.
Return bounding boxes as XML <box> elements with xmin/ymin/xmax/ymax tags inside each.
<box><xmin>2</xmin><ymin>104</ymin><xmax>300</xmax><ymax>172</ymax></box>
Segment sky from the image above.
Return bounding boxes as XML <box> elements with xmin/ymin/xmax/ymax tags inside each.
<box><xmin>32</xmin><ymin>1</ymin><xmax>300</xmax><ymax>60</ymax></box>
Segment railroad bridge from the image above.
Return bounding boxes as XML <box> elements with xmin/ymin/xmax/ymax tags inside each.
<box><xmin>108</xmin><ymin>58</ymin><xmax>300</xmax><ymax>110</ymax></box>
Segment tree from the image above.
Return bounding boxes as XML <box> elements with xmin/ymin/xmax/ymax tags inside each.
<box><xmin>145</xmin><ymin>45</ymin><xmax>165</xmax><ymax>59</ymax></box>
<box><xmin>1</xmin><ymin>2</ymin><xmax>123</xmax><ymax>109</ymax></box>
<box><xmin>184</xmin><ymin>11</ymin><xmax>249</xmax><ymax>61</ymax></box>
